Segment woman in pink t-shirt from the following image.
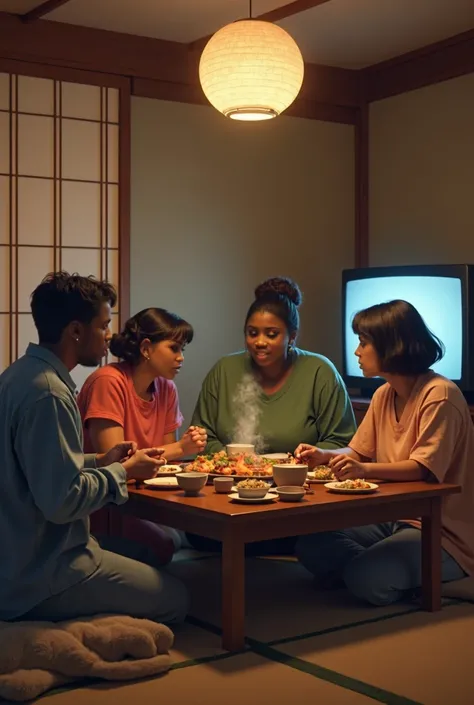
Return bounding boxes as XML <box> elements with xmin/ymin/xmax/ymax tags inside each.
<box><xmin>77</xmin><ymin>307</ymin><xmax>207</xmax><ymax>566</ymax></box>
<box><xmin>295</xmin><ymin>300</ymin><xmax>471</xmax><ymax>606</ymax></box>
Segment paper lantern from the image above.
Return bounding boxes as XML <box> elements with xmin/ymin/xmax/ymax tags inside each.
<box><xmin>199</xmin><ymin>19</ymin><xmax>304</xmax><ymax>121</ymax></box>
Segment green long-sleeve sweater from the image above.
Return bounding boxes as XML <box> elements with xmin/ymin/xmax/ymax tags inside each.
<box><xmin>191</xmin><ymin>349</ymin><xmax>356</xmax><ymax>455</ymax></box>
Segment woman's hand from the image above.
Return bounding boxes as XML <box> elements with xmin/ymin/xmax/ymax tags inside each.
<box><xmin>294</xmin><ymin>443</ymin><xmax>329</xmax><ymax>469</ymax></box>
<box><xmin>123</xmin><ymin>448</ymin><xmax>166</xmax><ymax>481</ymax></box>
<box><xmin>179</xmin><ymin>426</ymin><xmax>207</xmax><ymax>456</ymax></box>
<box><xmin>97</xmin><ymin>441</ymin><xmax>137</xmax><ymax>467</ymax></box>
<box><xmin>329</xmin><ymin>454</ymin><xmax>367</xmax><ymax>480</ymax></box>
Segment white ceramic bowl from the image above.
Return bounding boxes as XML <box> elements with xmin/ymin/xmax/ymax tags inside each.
<box><xmin>275</xmin><ymin>485</ymin><xmax>305</xmax><ymax>502</ymax></box>
<box><xmin>237</xmin><ymin>483</ymin><xmax>271</xmax><ymax>499</ymax></box>
<box><xmin>177</xmin><ymin>472</ymin><xmax>208</xmax><ymax>496</ymax></box>
<box><xmin>272</xmin><ymin>464</ymin><xmax>308</xmax><ymax>487</ymax></box>
<box><xmin>226</xmin><ymin>443</ymin><xmax>255</xmax><ymax>457</ymax></box>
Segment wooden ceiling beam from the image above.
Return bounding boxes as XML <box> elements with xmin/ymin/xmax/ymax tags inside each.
<box><xmin>3</xmin><ymin>4</ymin><xmax>473</xmax><ymax>110</ymax></box>
<box><xmin>363</xmin><ymin>28</ymin><xmax>474</xmax><ymax>102</ymax></box>
<box><xmin>258</xmin><ymin>0</ymin><xmax>332</xmax><ymax>23</ymax></box>
<box><xmin>188</xmin><ymin>0</ymin><xmax>331</xmax><ymax>52</ymax></box>
<box><xmin>132</xmin><ymin>76</ymin><xmax>358</xmax><ymax>124</ymax></box>
<box><xmin>0</xmin><ymin>12</ymin><xmax>361</xmax><ymax>115</ymax></box>
<box><xmin>0</xmin><ymin>12</ymin><xmax>191</xmax><ymax>85</ymax></box>
<box><xmin>21</xmin><ymin>0</ymin><xmax>74</xmax><ymax>23</ymax></box>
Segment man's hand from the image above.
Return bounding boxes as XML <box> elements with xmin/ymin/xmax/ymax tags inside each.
<box><xmin>122</xmin><ymin>447</ymin><xmax>166</xmax><ymax>481</ymax></box>
<box><xmin>293</xmin><ymin>443</ymin><xmax>329</xmax><ymax>469</ymax></box>
<box><xmin>179</xmin><ymin>426</ymin><xmax>207</xmax><ymax>456</ymax></box>
<box><xmin>329</xmin><ymin>454</ymin><xmax>367</xmax><ymax>480</ymax></box>
<box><xmin>97</xmin><ymin>441</ymin><xmax>137</xmax><ymax>467</ymax></box>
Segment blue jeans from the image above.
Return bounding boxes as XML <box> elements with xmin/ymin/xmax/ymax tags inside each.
<box><xmin>296</xmin><ymin>523</ymin><xmax>465</xmax><ymax>606</ymax></box>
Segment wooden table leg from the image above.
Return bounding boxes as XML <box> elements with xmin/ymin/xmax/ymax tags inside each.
<box><xmin>421</xmin><ymin>496</ymin><xmax>442</xmax><ymax>611</ymax></box>
<box><xmin>221</xmin><ymin>531</ymin><xmax>245</xmax><ymax>651</ymax></box>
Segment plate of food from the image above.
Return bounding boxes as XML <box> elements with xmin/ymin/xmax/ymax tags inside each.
<box><xmin>143</xmin><ymin>476</ymin><xmax>179</xmax><ymax>489</ymax></box>
<box><xmin>228</xmin><ymin>492</ymin><xmax>277</xmax><ymax>504</ymax></box>
<box><xmin>307</xmin><ymin>465</ymin><xmax>335</xmax><ymax>483</ymax></box>
<box><xmin>232</xmin><ymin>479</ymin><xmax>277</xmax><ymax>494</ymax></box>
<box><xmin>154</xmin><ymin>465</ymin><xmax>182</xmax><ymax>477</ymax></box>
<box><xmin>324</xmin><ymin>479</ymin><xmax>379</xmax><ymax>494</ymax></box>
<box><xmin>185</xmin><ymin>450</ymin><xmax>277</xmax><ymax>479</ymax></box>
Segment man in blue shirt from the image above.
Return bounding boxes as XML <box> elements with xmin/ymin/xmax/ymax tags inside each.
<box><xmin>0</xmin><ymin>272</ymin><xmax>188</xmax><ymax>624</ymax></box>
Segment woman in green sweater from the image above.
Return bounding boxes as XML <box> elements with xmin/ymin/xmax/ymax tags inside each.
<box><xmin>192</xmin><ymin>276</ymin><xmax>356</xmax><ymax>456</ymax></box>
<box><xmin>188</xmin><ymin>276</ymin><xmax>356</xmax><ymax>555</ymax></box>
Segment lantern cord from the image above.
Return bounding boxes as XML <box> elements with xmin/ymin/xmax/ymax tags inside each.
<box><xmin>249</xmin><ymin>0</ymin><xmax>252</xmax><ymax>19</ymax></box>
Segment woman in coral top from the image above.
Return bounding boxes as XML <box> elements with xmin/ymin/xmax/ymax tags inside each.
<box><xmin>77</xmin><ymin>307</ymin><xmax>206</xmax><ymax>566</ymax></box>
<box><xmin>295</xmin><ymin>300</ymin><xmax>473</xmax><ymax>606</ymax></box>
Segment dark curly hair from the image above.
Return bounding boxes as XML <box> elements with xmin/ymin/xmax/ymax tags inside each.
<box><xmin>109</xmin><ymin>308</ymin><xmax>194</xmax><ymax>365</ymax></box>
<box><xmin>31</xmin><ymin>271</ymin><xmax>117</xmax><ymax>344</ymax></box>
<box><xmin>244</xmin><ymin>276</ymin><xmax>302</xmax><ymax>338</ymax></box>
<box><xmin>352</xmin><ymin>300</ymin><xmax>445</xmax><ymax>375</ymax></box>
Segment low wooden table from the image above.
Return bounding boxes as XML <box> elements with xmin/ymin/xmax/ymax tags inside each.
<box><xmin>121</xmin><ymin>481</ymin><xmax>460</xmax><ymax>651</ymax></box>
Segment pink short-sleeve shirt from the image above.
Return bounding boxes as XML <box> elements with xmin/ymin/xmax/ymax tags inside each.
<box><xmin>350</xmin><ymin>372</ymin><xmax>474</xmax><ymax>575</ymax></box>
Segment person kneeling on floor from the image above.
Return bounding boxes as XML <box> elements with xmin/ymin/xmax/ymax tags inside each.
<box><xmin>0</xmin><ymin>271</ymin><xmax>188</xmax><ymax>624</ymax></box>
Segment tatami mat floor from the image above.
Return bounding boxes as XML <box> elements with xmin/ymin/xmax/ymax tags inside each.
<box><xmin>31</xmin><ymin>551</ymin><xmax>474</xmax><ymax>705</ymax></box>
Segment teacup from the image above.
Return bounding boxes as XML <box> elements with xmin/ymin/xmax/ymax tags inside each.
<box><xmin>272</xmin><ymin>464</ymin><xmax>308</xmax><ymax>487</ymax></box>
<box><xmin>177</xmin><ymin>472</ymin><xmax>207</xmax><ymax>497</ymax></box>
<box><xmin>213</xmin><ymin>477</ymin><xmax>234</xmax><ymax>494</ymax></box>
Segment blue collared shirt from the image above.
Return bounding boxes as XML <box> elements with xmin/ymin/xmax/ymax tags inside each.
<box><xmin>0</xmin><ymin>344</ymin><xmax>128</xmax><ymax>619</ymax></box>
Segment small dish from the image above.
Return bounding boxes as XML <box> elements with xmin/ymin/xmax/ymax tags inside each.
<box><xmin>261</xmin><ymin>453</ymin><xmax>288</xmax><ymax>460</ymax></box>
<box><xmin>325</xmin><ymin>481</ymin><xmax>379</xmax><ymax>494</ymax></box>
<box><xmin>155</xmin><ymin>465</ymin><xmax>183</xmax><ymax>477</ymax></box>
<box><xmin>234</xmin><ymin>479</ymin><xmax>272</xmax><ymax>499</ymax></box>
<box><xmin>237</xmin><ymin>484</ymin><xmax>271</xmax><ymax>499</ymax></box>
<box><xmin>231</xmin><ymin>486</ymin><xmax>277</xmax><ymax>493</ymax></box>
<box><xmin>307</xmin><ymin>471</ymin><xmax>335</xmax><ymax>484</ymax></box>
<box><xmin>228</xmin><ymin>492</ymin><xmax>277</xmax><ymax>504</ymax></box>
<box><xmin>143</xmin><ymin>477</ymin><xmax>179</xmax><ymax>489</ymax></box>
<box><xmin>208</xmin><ymin>472</ymin><xmax>273</xmax><ymax>481</ymax></box>
<box><xmin>275</xmin><ymin>485</ymin><xmax>305</xmax><ymax>502</ymax></box>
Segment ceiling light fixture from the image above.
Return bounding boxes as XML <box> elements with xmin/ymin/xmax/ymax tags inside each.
<box><xmin>199</xmin><ymin>0</ymin><xmax>304</xmax><ymax>121</ymax></box>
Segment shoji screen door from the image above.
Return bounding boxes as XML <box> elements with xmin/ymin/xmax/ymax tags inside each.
<box><xmin>0</xmin><ymin>62</ymin><xmax>130</xmax><ymax>387</ymax></box>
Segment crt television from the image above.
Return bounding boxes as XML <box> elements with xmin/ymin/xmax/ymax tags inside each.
<box><xmin>342</xmin><ymin>264</ymin><xmax>474</xmax><ymax>398</ymax></box>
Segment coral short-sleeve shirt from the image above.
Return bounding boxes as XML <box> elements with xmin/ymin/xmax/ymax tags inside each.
<box><xmin>77</xmin><ymin>362</ymin><xmax>183</xmax><ymax>451</ymax></box>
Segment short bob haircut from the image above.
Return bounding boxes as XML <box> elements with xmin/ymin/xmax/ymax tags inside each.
<box><xmin>109</xmin><ymin>307</ymin><xmax>194</xmax><ymax>366</ymax></box>
<box><xmin>352</xmin><ymin>299</ymin><xmax>445</xmax><ymax>375</ymax></box>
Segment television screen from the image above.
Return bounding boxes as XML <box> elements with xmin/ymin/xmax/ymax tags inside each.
<box><xmin>344</xmin><ymin>275</ymin><xmax>463</xmax><ymax>380</ymax></box>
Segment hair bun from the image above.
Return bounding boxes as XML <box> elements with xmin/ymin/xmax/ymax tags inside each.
<box><xmin>109</xmin><ymin>331</ymin><xmax>139</xmax><ymax>364</ymax></box>
<box><xmin>254</xmin><ymin>277</ymin><xmax>302</xmax><ymax>307</ymax></box>
<box><xmin>125</xmin><ymin>318</ymin><xmax>140</xmax><ymax>336</ymax></box>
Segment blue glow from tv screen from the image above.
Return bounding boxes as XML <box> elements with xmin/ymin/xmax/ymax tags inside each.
<box><xmin>345</xmin><ymin>276</ymin><xmax>463</xmax><ymax>380</ymax></box>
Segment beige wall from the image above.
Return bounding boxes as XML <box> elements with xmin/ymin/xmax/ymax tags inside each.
<box><xmin>369</xmin><ymin>73</ymin><xmax>474</xmax><ymax>266</ymax></box>
<box><xmin>131</xmin><ymin>97</ymin><xmax>355</xmax><ymax>425</ymax></box>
